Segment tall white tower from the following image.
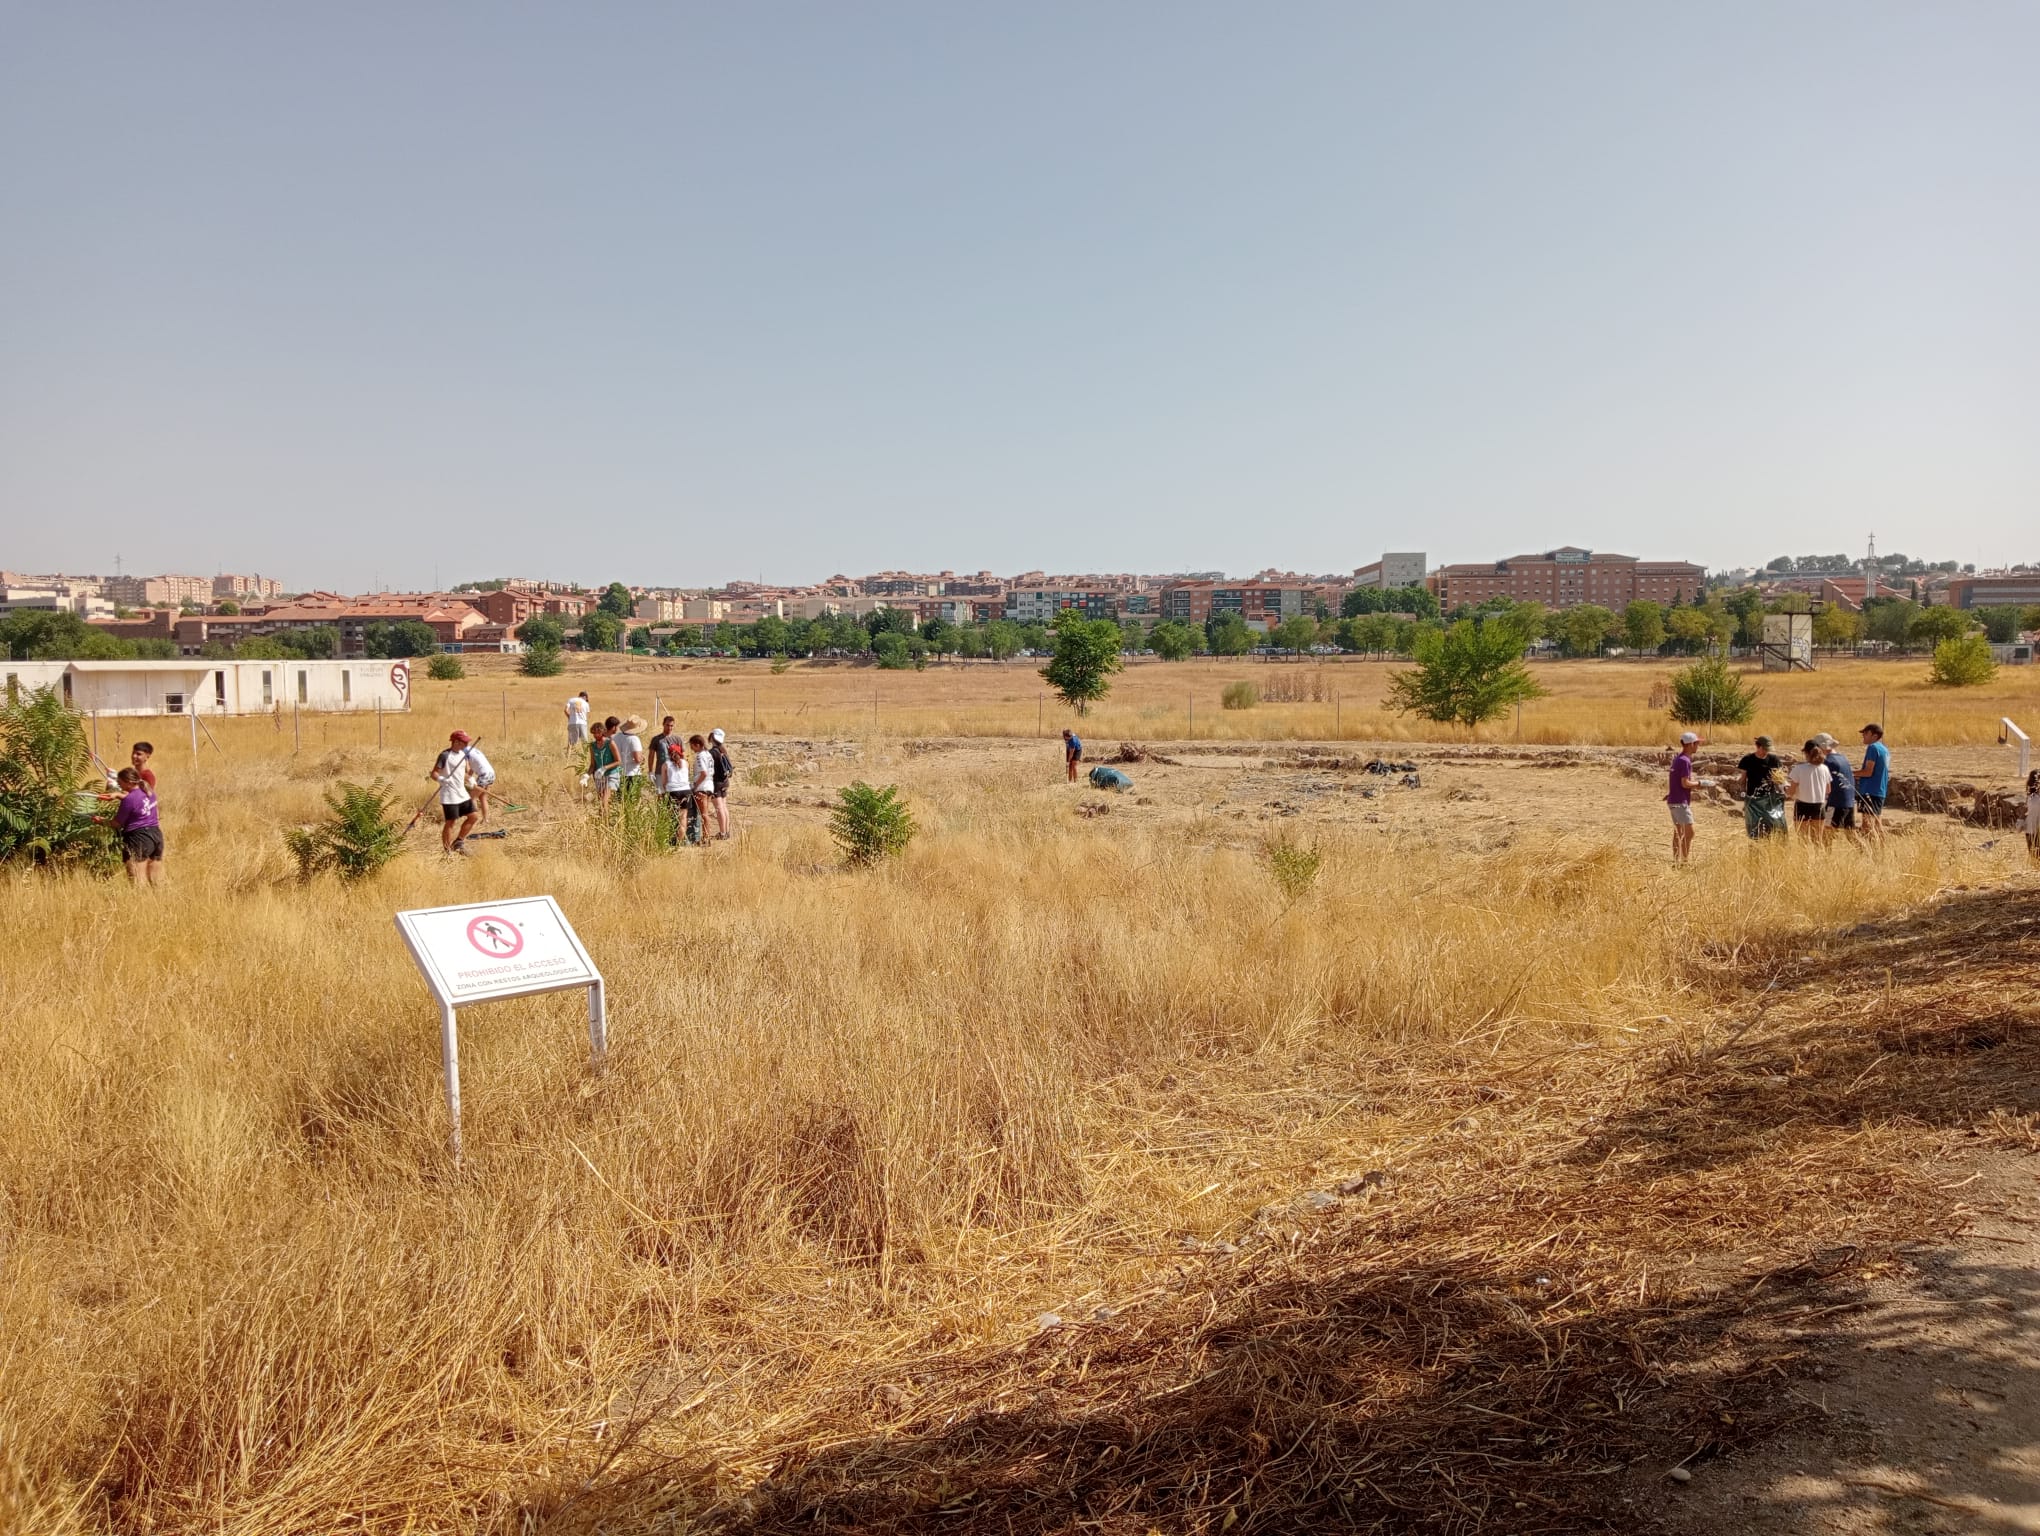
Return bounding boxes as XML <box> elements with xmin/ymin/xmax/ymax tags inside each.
<box><xmin>1865</xmin><ymin>533</ymin><xmax>1878</xmax><ymax>599</ymax></box>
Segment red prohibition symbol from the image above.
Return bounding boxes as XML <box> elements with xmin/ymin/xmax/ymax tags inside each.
<box><xmin>466</xmin><ymin>915</ymin><xmax>524</xmax><ymax>958</ymax></box>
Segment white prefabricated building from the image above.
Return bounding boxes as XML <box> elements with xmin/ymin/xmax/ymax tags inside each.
<box><xmin>1</xmin><ymin>659</ymin><xmax>413</xmax><ymax>717</ymax></box>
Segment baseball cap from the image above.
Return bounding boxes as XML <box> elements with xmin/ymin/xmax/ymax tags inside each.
<box><xmin>1813</xmin><ymin>732</ymin><xmax>1837</xmax><ymax>748</ymax></box>
<box><xmin>1859</xmin><ymin>722</ymin><xmax>1880</xmax><ymax>733</ymax></box>
<box><xmin>1678</xmin><ymin>732</ymin><xmax>1699</xmax><ymax>745</ymax></box>
<box><xmin>710</xmin><ymin>728</ymin><xmax>725</xmax><ymax>743</ymax></box>
<box><xmin>450</xmin><ymin>730</ymin><xmax>471</xmax><ymax>744</ymax></box>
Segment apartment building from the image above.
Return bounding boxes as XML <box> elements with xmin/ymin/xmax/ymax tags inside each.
<box><xmin>212</xmin><ymin>573</ymin><xmax>283</xmax><ymax>599</ymax></box>
<box><xmin>1945</xmin><ymin>572</ymin><xmax>2040</xmax><ymax>610</ymax></box>
<box><xmin>105</xmin><ymin>574</ymin><xmax>213</xmax><ymax>608</ymax></box>
<box><xmin>1</xmin><ymin>582</ymin><xmax>114</xmax><ymax>619</ymax></box>
<box><xmin>1158</xmin><ymin>580</ymin><xmax>1314</xmax><ymax>631</ymax></box>
<box><xmin>1429</xmin><ymin>548</ymin><xmax>1704</xmax><ymax>612</ymax></box>
<box><xmin>1003</xmin><ymin>586</ymin><xmax>1118</xmax><ymax>625</ymax></box>
<box><xmin>1351</xmin><ymin>552</ymin><xmax>1427</xmax><ymax>590</ymax></box>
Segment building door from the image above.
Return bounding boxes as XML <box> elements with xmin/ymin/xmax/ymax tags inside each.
<box><xmin>297</xmin><ymin>670</ymin><xmax>308</xmax><ymax>704</ymax></box>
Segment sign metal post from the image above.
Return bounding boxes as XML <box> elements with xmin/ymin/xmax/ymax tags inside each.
<box><xmin>395</xmin><ymin>895</ymin><xmax>606</xmax><ymax>1163</ymax></box>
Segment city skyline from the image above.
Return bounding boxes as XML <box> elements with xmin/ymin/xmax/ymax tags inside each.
<box><xmin>5</xmin><ymin>5</ymin><xmax>2038</xmax><ymax>589</ymax></box>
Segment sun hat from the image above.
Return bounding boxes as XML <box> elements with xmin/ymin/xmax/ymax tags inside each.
<box><xmin>620</xmin><ymin>715</ymin><xmax>646</xmax><ymax>734</ymax></box>
<box><xmin>1813</xmin><ymin>732</ymin><xmax>1837</xmax><ymax>748</ymax></box>
<box><xmin>710</xmin><ymin>728</ymin><xmax>725</xmax><ymax>743</ymax></box>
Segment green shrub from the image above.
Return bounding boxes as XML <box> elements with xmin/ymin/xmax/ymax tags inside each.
<box><xmin>283</xmin><ymin>780</ymin><xmax>408</xmax><ymax>882</ymax></box>
<box><xmin>0</xmin><ymin>685</ymin><xmax>117</xmax><ymax>872</ymax></box>
<box><xmin>1668</xmin><ymin>656</ymin><xmax>1760</xmax><ymax>726</ymax></box>
<box><xmin>596</xmin><ymin>775</ymin><xmax>679</xmax><ymax>863</ymax></box>
<box><xmin>830</xmin><ymin>782</ymin><xmax>916</xmax><ymax>866</ymax></box>
<box><xmin>426</xmin><ymin>653</ymin><xmax>466</xmax><ymax>680</ymax></box>
<box><xmin>1267</xmin><ymin>837</ymin><xmax>1322</xmax><ymax>903</ymax></box>
<box><xmin>520</xmin><ymin>643</ymin><xmax>565</xmax><ymax>678</ymax></box>
<box><xmin>1928</xmin><ymin>634</ymin><xmax>1996</xmax><ymax>688</ymax></box>
<box><xmin>1220</xmin><ymin>681</ymin><xmax>1258</xmax><ymax>710</ymax></box>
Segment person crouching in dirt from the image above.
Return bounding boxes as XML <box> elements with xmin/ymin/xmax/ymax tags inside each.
<box><xmin>1738</xmin><ymin>734</ymin><xmax>1787</xmax><ymax>840</ymax></box>
<box><xmin>463</xmin><ymin>739</ymin><xmax>497</xmax><ymax>824</ymax></box>
<box><xmin>1062</xmin><ymin>727</ymin><xmax>1083</xmax><ymax>784</ymax></box>
<box><xmin>431</xmin><ymin>731</ymin><xmax>482</xmax><ymax>855</ymax></box>
<box><xmin>98</xmin><ymin>767</ymin><xmax>164</xmax><ymax>885</ymax></box>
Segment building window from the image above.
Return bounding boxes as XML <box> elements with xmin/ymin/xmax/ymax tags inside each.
<box><xmin>341</xmin><ymin>670</ymin><xmax>351</xmax><ymax>703</ymax></box>
<box><xmin>215</xmin><ymin>671</ymin><xmax>227</xmax><ymax>708</ymax></box>
<box><xmin>164</xmin><ymin>693</ymin><xmax>184</xmax><ymax>714</ymax></box>
<box><xmin>262</xmin><ymin>670</ymin><xmax>273</xmax><ymax>706</ymax></box>
<box><xmin>297</xmin><ymin>670</ymin><xmax>308</xmax><ymax>704</ymax></box>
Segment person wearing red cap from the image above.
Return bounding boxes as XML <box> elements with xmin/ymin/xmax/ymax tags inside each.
<box><xmin>431</xmin><ymin>730</ymin><xmax>483</xmax><ymax>855</ymax></box>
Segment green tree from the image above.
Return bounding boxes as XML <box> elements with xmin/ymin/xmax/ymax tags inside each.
<box><xmin>1117</xmin><ymin>618</ymin><xmax>1145</xmax><ymax>654</ymax></box>
<box><xmin>1974</xmin><ymin>606</ymin><xmax>2025</xmax><ymax>644</ymax></box>
<box><xmin>362</xmin><ymin>619</ymin><xmax>440</xmax><ymax>659</ymax></box>
<box><xmin>426</xmin><ymin>653</ymin><xmax>465</xmax><ymax>680</ymax></box>
<box><xmin>598</xmin><ymin>582</ymin><xmax>633</xmax><ymax>618</ymax></box>
<box><xmin>1909</xmin><ymin>606</ymin><xmax>1975</xmax><ymax>645</ymax></box>
<box><xmin>751</xmin><ymin>615</ymin><xmax>793</xmax><ymax>655</ymax></box>
<box><xmin>1622</xmin><ymin>600</ymin><xmax>1667</xmax><ymax>654</ymax></box>
<box><xmin>830</xmin><ymin>782</ymin><xmax>916</xmax><ymax>866</ymax></box>
<box><xmin>520</xmin><ymin>642</ymin><xmax>565</xmax><ymax>677</ymax></box>
<box><xmin>1664</xmin><ymin>607</ymin><xmax>1717</xmax><ymax>655</ymax></box>
<box><xmin>580</xmin><ymin>611</ymin><xmax>624</xmax><ymax>651</ymax></box>
<box><xmin>1721</xmin><ymin>586</ymin><xmax>1766</xmax><ymax>646</ymax></box>
<box><xmin>215</xmin><ymin>599</ymin><xmax>240</xmax><ymax>615</ymax></box>
<box><xmin>1927</xmin><ymin>634</ymin><xmax>1995</xmax><ymax>687</ymax></box>
<box><xmin>1384</xmin><ymin>615</ymin><xmax>1546</xmax><ymax>729</ymax></box>
<box><xmin>1812</xmin><ymin>605</ymin><xmax>1865</xmax><ymax>647</ymax></box>
<box><xmin>1270</xmin><ymin>614</ymin><xmax>1320</xmax><ymax>652</ymax></box>
<box><xmin>872</xmin><ymin>631</ymin><xmax>914</xmax><ymax>669</ymax></box>
<box><xmin>1552</xmin><ymin>604</ymin><xmax>1618</xmax><ymax>658</ymax></box>
<box><xmin>865</xmin><ymin>606</ymin><xmax>916</xmax><ymax>637</ymax></box>
<box><xmin>1863</xmin><ymin>598</ymin><xmax>1918</xmax><ymax>645</ymax></box>
<box><xmin>518</xmin><ymin>613</ymin><xmax>566</xmax><ymax>648</ymax></box>
<box><xmin>1338</xmin><ymin>614</ymin><xmax>1396</xmax><ymax>654</ymax></box>
<box><xmin>1668</xmin><ymin>656</ymin><xmax>1761</xmax><ymax>726</ymax></box>
<box><xmin>1149</xmin><ymin>620</ymin><xmax>1196</xmax><ymax>660</ymax></box>
<box><xmin>1040</xmin><ymin>610</ymin><xmax>1124</xmax><ymax>714</ymax></box>
<box><xmin>919</xmin><ymin>617</ymin><xmax>958</xmax><ymax>656</ymax></box>
<box><xmin>625</xmin><ymin>626</ymin><xmax>654</xmax><ymax>651</ymax></box>
<box><xmin>282</xmin><ymin>780</ymin><xmax>409</xmax><ymax>882</ymax></box>
<box><xmin>1206</xmin><ymin>612</ymin><xmax>1255</xmax><ymax>656</ymax></box>
<box><xmin>2022</xmin><ymin>604</ymin><xmax>2040</xmax><ymax>635</ymax></box>
<box><xmin>292</xmin><ymin>626</ymin><xmax>341</xmax><ymax>659</ymax></box>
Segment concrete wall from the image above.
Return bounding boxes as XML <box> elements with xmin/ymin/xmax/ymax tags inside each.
<box><xmin>1</xmin><ymin>659</ymin><xmax>411</xmax><ymax>716</ymax></box>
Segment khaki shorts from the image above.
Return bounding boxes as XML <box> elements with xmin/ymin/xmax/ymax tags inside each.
<box><xmin>1668</xmin><ymin>804</ymin><xmax>1694</xmax><ymax>826</ymax></box>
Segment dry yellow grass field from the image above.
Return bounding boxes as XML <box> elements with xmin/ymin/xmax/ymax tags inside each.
<box><xmin>6</xmin><ymin>657</ymin><xmax>2039</xmax><ymax>1532</ymax></box>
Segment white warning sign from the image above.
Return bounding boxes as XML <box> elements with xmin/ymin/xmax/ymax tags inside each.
<box><xmin>395</xmin><ymin>896</ymin><xmax>599</xmax><ymax>1005</ymax></box>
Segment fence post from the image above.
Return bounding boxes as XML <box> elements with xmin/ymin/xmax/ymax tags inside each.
<box><xmin>377</xmin><ymin>697</ymin><xmax>383</xmax><ymax>749</ymax></box>
<box><xmin>294</xmin><ymin>703</ymin><xmax>300</xmax><ymax>752</ymax></box>
<box><xmin>501</xmin><ymin>691</ymin><xmax>507</xmax><ymax>737</ymax></box>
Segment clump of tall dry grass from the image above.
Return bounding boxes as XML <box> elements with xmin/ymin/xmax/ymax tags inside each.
<box><xmin>0</xmin><ymin>730</ymin><xmax>2028</xmax><ymax>1532</ymax></box>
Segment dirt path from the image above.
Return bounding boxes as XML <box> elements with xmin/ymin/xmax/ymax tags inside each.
<box><xmin>1648</xmin><ymin>1157</ymin><xmax>2040</xmax><ymax>1533</ymax></box>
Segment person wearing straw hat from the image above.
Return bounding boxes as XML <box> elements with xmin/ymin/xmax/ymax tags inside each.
<box><xmin>1666</xmin><ymin>731</ymin><xmax>1702</xmax><ymax>864</ymax></box>
<box><xmin>615</xmin><ymin>716</ymin><xmax>647</xmax><ymax>792</ymax></box>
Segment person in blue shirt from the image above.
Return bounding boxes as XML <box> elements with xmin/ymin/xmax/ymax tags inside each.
<box><xmin>1857</xmin><ymin>723</ymin><xmax>1891</xmax><ymax>844</ymax></box>
<box><xmin>1061</xmin><ymin>727</ymin><xmax>1083</xmax><ymax>783</ymax></box>
<box><xmin>1815</xmin><ymin>732</ymin><xmax>1859</xmax><ymax>840</ymax></box>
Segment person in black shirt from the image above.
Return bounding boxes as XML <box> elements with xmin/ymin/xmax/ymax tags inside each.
<box><xmin>1738</xmin><ymin>734</ymin><xmax>1787</xmax><ymax>840</ymax></box>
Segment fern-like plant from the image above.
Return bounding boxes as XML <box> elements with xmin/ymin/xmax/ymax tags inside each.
<box><xmin>284</xmin><ymin>780</ymin><xmax>409</xmax><ymax>882</ymax></box>
<box><xmin>0</xmin><ymin>685</ymin><xmax>117</xmax><ymax>871</ymax></box>
<box><xmin>829</xmin><ymin>782</ymin><xmax>916</xmax><ymax>866</ymax></box>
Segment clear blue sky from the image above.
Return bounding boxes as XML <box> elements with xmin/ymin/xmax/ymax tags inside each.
<box><xmin>3</xmin><ymin>3</ymin><xmax>2035</xmax><ymax>592</ymax></box>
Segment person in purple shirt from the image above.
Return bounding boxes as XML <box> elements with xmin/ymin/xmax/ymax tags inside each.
<box><xmin>101</xmin><ymin>766</ymin><xmax>164</xmax><ymax>886</ymax></box>
<box><xmin>1666</xmin><ymin>730</ymin><xmax>1702</xmax><ymax>864</ymax></box>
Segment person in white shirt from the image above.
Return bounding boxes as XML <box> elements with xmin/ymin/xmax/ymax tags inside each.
<box><xmin>565</xmin><ymin>692</ymin><xmax>591</xmax><ymax>746</ymax></box>
<box><xmin>688</xmin><ymin>732</ymin><xmax>716</xmax><ymax>845</ymax></box>
<box><xmin>463</xmin><ymin>741</ymin><xmax>497</xmax><ymax>825</ymax></box>
<box><xmin>615</xmin><ymin>717</ymin><xmax>646</xmax><ymax>788</ymax></box>
<box><xmin>1788</xmin><ymin>739</ymin><xmax>1832</xmax><ymax>843</ymax></box>
<box><xmin>2025</xmin><ymin>769</ymin><xmax>2039</xmax><ymax>861</ymax></box>
<box><xmin>431</xmin><ymin>730</ymin><xmax>482</xmax><ymax>855</ymax></box>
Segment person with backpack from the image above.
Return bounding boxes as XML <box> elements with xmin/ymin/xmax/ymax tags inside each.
<box><xmin>709</xmin><ymin>728</ymin><xmax>734</xmax><ymax>840</ymax></box>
